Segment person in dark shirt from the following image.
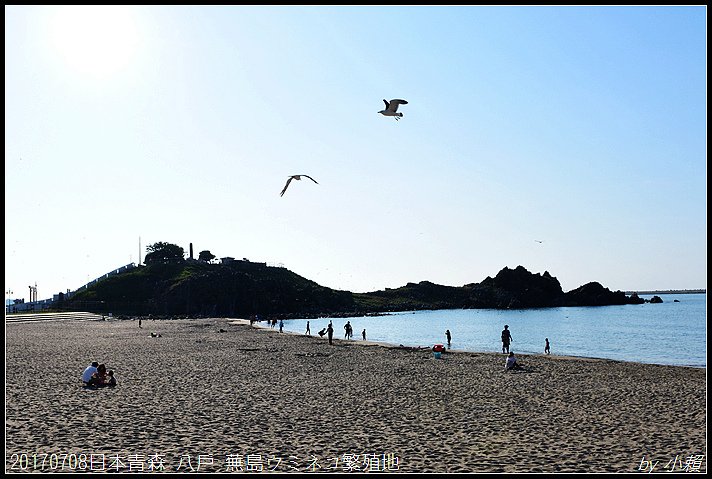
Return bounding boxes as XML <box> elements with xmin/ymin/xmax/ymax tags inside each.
<box><xmin>501</xmin><ymin>325</ymin><xmax>513</xmax><ymax>354</ymax></box>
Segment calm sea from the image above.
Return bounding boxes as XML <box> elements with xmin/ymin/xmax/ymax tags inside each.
<box><xmin>280</xmin><ymin>293</ymin><xmax>706</xmax><ymax>368</ymax></box>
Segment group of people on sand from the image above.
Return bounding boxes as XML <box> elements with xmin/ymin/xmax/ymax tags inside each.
<box><xmin>255</xmin><ymin>316</ymin><xmax>548</xmax><ymax>372</ymax></box>
<box><xmin>501</xmin><ymin>325</ymin><xmax>552</xmax><ymax>371</ymax></box>
<box><xmin>441</xmin><ymin>325</ymin><xmax>552</xmax><ymax>371</ymax></box>
<box><xmin>82</xmin><ymin>361</ymin><xmax>117</xmax><ymax>388</ymax></box>
<box><xmin>310</xmin><ymin>320</ymin><xmax>367</xmax><ymax>345</ymax></box>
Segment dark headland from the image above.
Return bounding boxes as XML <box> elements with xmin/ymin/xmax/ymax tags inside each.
<box><xmin>58</xmin><ymin>262</ymin><xmax>672</xmax><ymax>318</ymax></box>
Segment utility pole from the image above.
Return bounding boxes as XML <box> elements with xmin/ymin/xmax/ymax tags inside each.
<box><xmin>5</xmin><ymin>289</ymin><xmax>12</xmax><ymax>314</ymax></box>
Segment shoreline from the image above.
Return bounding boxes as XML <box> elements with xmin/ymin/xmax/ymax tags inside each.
<box><xmin>244</xmin><ymin>319</ymin><xmax>706</xmax><ymax>370</ymax></box>
<box><xmin>6</xmin><ymin>317</ymin><xmax>707</xmax><ymax>473</ymax></box>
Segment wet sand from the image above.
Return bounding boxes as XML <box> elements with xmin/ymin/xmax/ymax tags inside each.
<box><xmin>5</xmin><ymin>317</ymin><xmax>707</xmax><ymax>473</ymax></box>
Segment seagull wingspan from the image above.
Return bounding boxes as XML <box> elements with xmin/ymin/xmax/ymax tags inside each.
<box><xmin>280</xmin><ymin>176</ymin><xmax>294</xmax><ymax>196</ymax></box>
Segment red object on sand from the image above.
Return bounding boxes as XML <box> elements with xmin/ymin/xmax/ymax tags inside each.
<box><xmin>433</xmin><ymin>344</ymin><xmax>445</xmax><ymax>352</ymax></box>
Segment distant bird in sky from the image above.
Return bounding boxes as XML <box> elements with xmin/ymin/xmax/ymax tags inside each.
<box><xmin>280</xmin><ymin>174</ymin><xmax>318</xmax><ymax>197</ymax></box>
<box><xmin>534</xmin><ymin>240</ymin><xmax>544</xmax><ymax>244</ymax></box>
<box><xmin>378</xmin><ymin>99</ymin><xmax>408</xmax><ymax>121</ymax></box>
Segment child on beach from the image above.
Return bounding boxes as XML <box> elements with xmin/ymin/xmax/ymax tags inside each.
<box><xmin>505</xmin><ymin>352</ymin><xmax>523</xmax><ymax>371</ymax></box>
<box><xmin>106</xmin><ymin>370</ymin><xmax>117</xmax><ymax>387</ymax></box>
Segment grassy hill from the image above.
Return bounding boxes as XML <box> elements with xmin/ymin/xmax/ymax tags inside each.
<box><xmin>66</xmin><ymin>261</ymin><xmax>355</xmax><ymax>317</ymax></box>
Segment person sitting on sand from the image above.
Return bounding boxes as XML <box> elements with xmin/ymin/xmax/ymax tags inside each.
<box><xmin>97</xmin><ymin>363</ymin><xmax>108</xmax><ymax>384</ymax></box>
<box><xmin>505</xmin><ymin>352</ymin><xmax>524</xmax><ymax>371</ymax></box>
<box><xmin>82</xmin><ymin>361</ymin><xmax>99</xmax><ymax>386</ymax></box>
<box><xmin>89</xmin><ymin>363</ymin><xmax>108</xmax><ymax>387</ymax></box>
<box><xmin>106</xmin><ymin>370</ymin><xmax>117</xmax><ymax>387</ymax></box>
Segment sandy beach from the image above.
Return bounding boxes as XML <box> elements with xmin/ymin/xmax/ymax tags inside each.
<box><xmin>5</xmin><ymin>317</ymin><xmax>707</xmax><ymax>473</ymax></box>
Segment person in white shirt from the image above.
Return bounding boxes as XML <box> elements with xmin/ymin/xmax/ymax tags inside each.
<box><xmin>505</xmin><ymin>352</ymin><xmax>523</xmax><ymax>371</ymax></box>
<box><xmin>82</xmin><ymin>361</ymin><xmax>99</xmax><ymax>385</ymax></box>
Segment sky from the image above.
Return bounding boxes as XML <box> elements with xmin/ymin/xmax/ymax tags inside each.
<box><xmin>4</xmin><ymin>5</ymin><xmax>707</xmax><ymax>303</ymax></box>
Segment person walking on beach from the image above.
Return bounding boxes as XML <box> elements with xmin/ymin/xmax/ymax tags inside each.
<box><xmin>279</xmin><ymin>320</ymin><xmax>284</xmax><ymax>333</ymax></box>
<box><xmin>545</xmin><ymin>338</ymin><xmax>550</xmax><ymax>355</ymax></box>
<box><xmin>445</xmin><ymin>330</ymin><xmax>452</xmax><ymax>349</ymax></box>
<box><xmin>306</xmin><ymin>321</ymin><xmax>311</xmax><ymax>335</ymax></box>
<box><xmin>501</xmin><ymin>325</ymin><xmax>513</xmax><ymax>354</ymax></box>
<box><xmin>327</xmin><ymin>321</ymin><xmax>334</xmax><ymax>345</ymax></box>
<box><xmin>362</xmin><ymin>329</ymin><xmax>366</xmax><ymax>341</ymax></box>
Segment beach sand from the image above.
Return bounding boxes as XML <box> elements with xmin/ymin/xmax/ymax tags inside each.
<box><xmin>5</xmin><ymin>317</ymin><xmax>706</xmax><ymax>473</ymax></box>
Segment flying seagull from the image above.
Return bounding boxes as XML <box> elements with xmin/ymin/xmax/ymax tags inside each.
<box><xmin>534</xmin><ymin>240</ymin><xmax>544</xmax><ymax>244</ymax></box>
<box><xmin>379</xmin><ymin>99</ymin><xmax>408</xmax><ymax>121</ymax></box>
<box><xmin>280</xmin><ymin>174</ymin><xmax>318</xmax><ymax>197</ymax></box>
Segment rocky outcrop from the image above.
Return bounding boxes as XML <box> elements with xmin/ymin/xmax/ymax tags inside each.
<box><xmin>474</xmin><ymin>266</ymin><xmax>565</xmax><ymax>308</ymax></box>
<box><xmin>564</xmin><ymin>282</ymin><xmax>629</xmax><ymax>306</ymax></box>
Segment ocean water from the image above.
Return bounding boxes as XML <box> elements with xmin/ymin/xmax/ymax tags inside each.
<box><xmin>279</xmin><ymin>294</ymin><xmax>706</xmax><ymax>368</ymax></box>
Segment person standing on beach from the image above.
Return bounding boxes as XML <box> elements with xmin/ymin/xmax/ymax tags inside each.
<box><xmin>279</xmin><ymin>320</ymin><xmax>284</xmax><ymax>333</ymax></box>
<box><xmin>327</xmin><ymin>321</ymin><xmax>334</xmax><ymax>345</ymax></box>
<box><xmin>306</xmin><ymin>321</ymin><xmax>311</xmax><ymax>335</ymax></box>
<box><xmin>545</xmin><ymin>338</ymin><xmax>550</xmax><ymax>355</ymax></box>
<box><xmin>362</xmin><ymin>329</ymin><xmax>366</xmax><ymax>341</ymax></box>
<box><xmin>344</xmin><ymin>321</ymin><xmax>352</xmax><ymax>339</ymax></box>
<box><xmin>501</xmin><ymin>325</ymin><xmax>512</xmax><ymax>354</ymax></box>
<box><xmin>445</xmin><ymin>330</ymin><xmax>452</xmax><ymax>349</ymax></box>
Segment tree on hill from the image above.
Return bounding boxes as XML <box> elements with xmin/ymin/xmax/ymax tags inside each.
<box><xmin>144</xmin><ymin>242</ymin><xmax>185</xmax><ymax>264</ymax></box>
<box><xmin>198</xmin><ymin>250</ymin><xmax>216</xmax><ymax>263</ymax></box>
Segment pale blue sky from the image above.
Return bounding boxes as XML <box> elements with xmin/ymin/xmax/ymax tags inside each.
<box><xmin>5</xmin><ymin>6</ymin><xmax>707</xmax><ymax>302</ymax></box>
